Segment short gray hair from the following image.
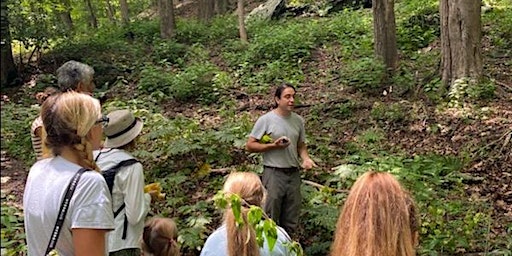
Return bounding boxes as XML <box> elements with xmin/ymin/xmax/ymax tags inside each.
<box><xmin>56</xmin><ymin>61</ymin><xmax>95</xmax><ymax>91</ymax></box>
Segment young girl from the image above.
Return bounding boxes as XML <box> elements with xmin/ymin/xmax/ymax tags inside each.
<box><xmin>141</xmin><ymin>217</ymin><xmax>180</xmax><ymax>256</ymax></box>
<box><xmin>201</xmin><ymin>172</ymin><xmax>294</xmax><ymax>256</ymax></box>
<box><xmin>23</xmin><ymin>91</ymin><xmax>114</xmax><ymax>256</ymax></box>
<box><xmin>330</xmin><ymin>171</ymin><xmax>419</xmax><ymax>256</ymax></box>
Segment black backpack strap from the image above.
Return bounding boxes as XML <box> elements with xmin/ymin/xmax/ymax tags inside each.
<box><xmin>102</xmin><ymin>158</ymin><xmax>140</xmax><ymax>194</ymax></box>
<box><xmin>113</xmin><ymin>203</ymin><xmax>129</xmax><ymax>240</ymax></box>
<box><xmin>101</xmin><ymin>158</ymin><xmax>140</xmax><ymax>241</ymax></box>
<box><xmin>45</xmin><ymin>168</ymin><xmax>89</xmax><ymax>255</ymax></box>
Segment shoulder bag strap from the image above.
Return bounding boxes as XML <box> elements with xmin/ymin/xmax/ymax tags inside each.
<box><xmin>45</xmin><ymin>168</ymin><xmax>89</xmax><ymax>255</ymax></box>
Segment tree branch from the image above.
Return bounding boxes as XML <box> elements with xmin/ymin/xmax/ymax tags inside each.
<box><xmin>302</xmin><ymin>179</ymin><xmax>349</xmax><ymax>193</ymax></box>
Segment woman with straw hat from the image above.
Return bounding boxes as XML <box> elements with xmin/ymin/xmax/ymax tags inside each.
<box><xmin>94</xmin><ymin>109</ymin><xmax>158</xmax><ymax>256</ymax></box>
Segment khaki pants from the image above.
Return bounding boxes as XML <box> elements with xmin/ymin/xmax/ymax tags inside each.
<box><xmin>262</xmin><ymin>166</ymin><xmax>301</xmax><ymax>236</ymax></box>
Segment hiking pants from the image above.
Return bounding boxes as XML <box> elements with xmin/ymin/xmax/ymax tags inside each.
<box><xmin>262</xmin><ymin>166</ymin><xmax>301</xmax><ymax>236</ymax></box>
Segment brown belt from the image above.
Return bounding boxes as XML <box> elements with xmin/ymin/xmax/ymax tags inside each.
<box><xmin>264</xmin><ymin>165</ymin><xmax>299</xmax><ymax>173</ymax></box>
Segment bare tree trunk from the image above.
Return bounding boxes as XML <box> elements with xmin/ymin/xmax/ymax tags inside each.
<box><xmin>58</xmin><ymin>0</ymin><xmax>73</xmax><ymax>31</ymax></box>
<box><xmin>440</xmin><ymin>0</ymin><xmax>482</xmax><ymax>87</ymax></box>
<box><xmin>237</xmin><ymin>0</ymin><xmax>247</xmax><ymax>42</ymax></box>
<box><xmin>159</xmin><ymin>0</ymin><xmax>176</xmax><ymax>39</ymax></box>
<box><xmin>106</xmin><ymin>0</ymin><xmax>117</xmax><ymax>24</ymax></box>
<box><xmin>198</xmin><ymin>0</ymin><xmax>215</xmax><ymax>22</ymax></box>
<box><xmin>1</xmin><ymin>0</ymin><xmax>18</xmax><ymax>87</ymax></box>
<box><xmin>84</xmin><ymin>0</ymin><xmax>98</xmax><ymax>28</ymax></box>
<box><xmin>120</xmin><ymin>0</ymin><xmax>130</xmax><ymax>25</ymax></box>
<box><xmin>372</xmin><ymin>0</ymin><xmax>397</xmax><ymax>71</ymax></box>
<box><xmin>215</xmin><ymin>0</ymin><xmax>229</xmax><ymax>14</ymax></box>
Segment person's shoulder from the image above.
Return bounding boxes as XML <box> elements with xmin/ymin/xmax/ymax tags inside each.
<box><xmin>291</xmin><ymin>112</ymin><xmax>305</xmax><ymax>122</ymax></box>
<box><xmin>98</xmin><ymin>148</ymin><xmax>135</xmax><ymax>161</ymax></box>
<box><xmin>30</xmin><ymin>116</ymin><xmax>43</xmax><ymax>133</ymax></box>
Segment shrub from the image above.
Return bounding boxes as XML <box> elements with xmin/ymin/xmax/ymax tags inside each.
<box><xmin>339</xmin><ymin>57</ymin><xmax>386</xmax><ymax>92</ymax></box>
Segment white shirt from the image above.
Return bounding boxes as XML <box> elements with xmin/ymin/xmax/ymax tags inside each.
<box><xmin>94</xmin><ymin>148</ymin><xmax>151</xmax><ymax>252</ymax></box>
<box><xmin>23</xmin><ymin>156</ymin><xmax>115</xmax><ymax>256</ymax></box>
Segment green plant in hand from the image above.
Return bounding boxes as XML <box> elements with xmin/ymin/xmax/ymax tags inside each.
<box><xmin>260</xmin><ymin>133</ymin><xmax>273</xmax><ymax>144</ymax></box>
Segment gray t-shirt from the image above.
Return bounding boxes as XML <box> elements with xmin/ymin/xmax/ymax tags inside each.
<box><xmin>24</xmin><ymin>156</ymin><xmax>115</xmax><ymax>256</ymax></box>
<box><xmin>249</xmin><ymin>111</ymin><xmax>305</xmax><ymax>168</ymax></box>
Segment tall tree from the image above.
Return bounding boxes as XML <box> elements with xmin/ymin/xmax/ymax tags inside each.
<box><xmin>106</xmin><ymin>0</ymin><xmax>117</xmax><ymax>24</ymax></box>
<box><xmin>84</xmin><ymin>0</ymin><xmax>98</xmax><ymax>28</ymax></box>
<box><xmin>215</xmin><ymin>0</ymin><xmax>229</xmax><ymax>14</ymax></box>
<box><xmin>120</xmin><ymin>0</ymin><xmax>129</xmax><ymax>25</ymax></box>
<box><xmin>237</xmin><ymin>0</ymin><xmax>247</xmax><ymax>42</ymax></box>
<box><xmin>159</xmin><ymin>0</ymin><xmax>175</xmax><ymax>39</ymax></box>
<box><xmin>1</xmin><ymin>0</ymin><xmax>18</xmax><ymax>87</ymax></box>
<box><xmin>372</xmin><ymin>0</ymin><xmax>397</xmax><ymax>71</ymax></box>
<box><xmin>57</xmin><ymin>0</ymin><xmax>73</xmax><ymax>31</ymax></box>
<box><xmin>198</xmin><ymin>0</ymin><xmax>215</xmax><ymax>22</ymax></box>
<box><xmin>440</xmin><ymin>0</ymin><xmax>482</xmax><ymax>87</ymax></box>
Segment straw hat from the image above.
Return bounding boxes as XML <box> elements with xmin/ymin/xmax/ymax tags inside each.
<box><xmin>104</xmin><ymin>110</ymin><xmax>143</xmax><ymax>148</ymax></box>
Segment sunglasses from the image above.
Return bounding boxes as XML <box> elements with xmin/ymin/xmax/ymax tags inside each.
<box><xmin>96</xmin><ymin>115</ymin><xmax>109</xmax><ymax>128</ymax></box>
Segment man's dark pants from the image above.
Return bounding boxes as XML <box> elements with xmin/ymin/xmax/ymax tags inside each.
<box><xmin>262</xmin><ymin>166</ymin><xmax>301</xmax><ymax>236</ymax></box>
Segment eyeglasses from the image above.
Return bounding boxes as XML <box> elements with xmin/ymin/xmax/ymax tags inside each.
<box><xmin>96</xmin><ymin>115</ymin><xmax>109</xmax><ymax>128</ymax></box>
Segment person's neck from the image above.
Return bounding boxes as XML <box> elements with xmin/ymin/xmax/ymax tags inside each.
<box><xmin>274</xmin><ymin>108</ymin><xmax>292</xmax><ymax>117</ymax></box>
<box><xmin>59</xmin><ymin>147</ymin><xmax>83</xmax><ymax>166</ymax></box>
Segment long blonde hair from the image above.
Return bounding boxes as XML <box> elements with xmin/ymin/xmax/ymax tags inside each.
<box><xmin>41</xmin><ymin>91</ymin><xmax>101</xmax><ymax>171</ymax></box>
<box><xmin>142</xmin><ymin>217</ymin><xmax>180</xmax><ymax>256</ymax></box>
<box><xmin>331</xmin><ymin>171</ymin><xmax>419</xmax><ymax>256</ymax></box>
<box><xmin>223</xmin><ymin>172</ymin><xmax>266</xmax><ymax>256</ymax></box>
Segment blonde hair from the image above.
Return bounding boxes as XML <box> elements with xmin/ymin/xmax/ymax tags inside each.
<box><xmin>41</xmin><ymin>91</ymin><xmax>101</xmax><ymax>171</ymax></box>
<box><xmin>142</xmin><ymin>217</ymin><xmax>180</xmax><ymax>256</ymax></box>
<box><xmin>35</xmin><ymin>87</ymin><xmax>59</xmax><ymax>104</ymax></box>
<box><xmin>223</xmin><ymin>172</ymin><xmax>266</xmax><ymax>256</ymax></box>
<box><xmin>330</xmin><ymin>171</ymin><xmax>419</xmax><ymax>256</ymax></box>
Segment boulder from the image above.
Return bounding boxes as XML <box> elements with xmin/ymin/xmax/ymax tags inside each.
<box><xmin>245</xmin><ymin>0</ymin><xmax>286</xmax><ymax>22</ymax></box>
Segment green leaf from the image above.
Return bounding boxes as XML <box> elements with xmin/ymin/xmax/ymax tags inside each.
<box><xmin>230</xmin><ymin>194</ymin><xmax>243</xmax><ymax>227</ymax></box>
<box><xmin>263</xmin><ymin>219</ymin><xmax>278</xmax><ymax>251</ymax></box>
<box><xmin>247</xmin><ymin>206</ymin><xmax>263</xmax><ymax>226</ymax></box>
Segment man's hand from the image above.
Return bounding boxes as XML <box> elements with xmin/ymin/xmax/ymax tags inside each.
<box><xmin>301</xmin><ymin>158</ymin><xmax>317</xmax><ymax>170</ymax></box>
<box><xmin>274</xmin><ymin>136</ymin><xmax>291</xmax><ymax>148</ymax></box>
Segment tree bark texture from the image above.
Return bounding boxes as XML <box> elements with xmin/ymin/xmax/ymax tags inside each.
<box><xmin>58</xmin><ymin>0</ymin><xmax>73</xmax><ymax>30</ymax></box>
<box><xmin>1</xmin><ymin>0</ymin><xmax>18</xmax><ymax>87</ymax></box>
<box><xmin>159</xmin><ymin>0</ymin><xmax>176</xmax><ymax>39</ymax></box>
<box><xmin>215</xmin><ymin>0</ymin><xmax>229</xmax><ymax>14</ymax></box>
<box><xmin>120</xmin><ymin>0</ymin><xmax>130</xmax><ymax>25</ymax></box>
<box><xmin>440</xmin><ymin>0</ymin><xmax>482</xmax><ymax>86</ymax></box>
<box><xmin>84</xmin><ymin>0</ymin><xmax>98</xmax><ymax>28</ymax></box>
<box><xmin>198</xmin><ymin>0</ymin><xmax>215</xmax><ymax>22</ymax></box>
<box><xmin>106</xmin><ymin>0</ymin><xmax>117</xmax><ymax>24</ymax></box>
<box><xmin>372</xmin><ymin>0</ymin><xmax>397</xmax><ymax>71</ymax></box>
<box><xmin>237</xmin><ymin>0</ymin><xmax>247</xmax><ymax>42</ymax></box>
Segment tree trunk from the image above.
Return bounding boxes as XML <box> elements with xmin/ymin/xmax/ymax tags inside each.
<box><xmin>237</xmin><ymin>0</ymin><xmax>247</xmax><ymax>42</ymax></box>
<box><xmin>198</xmin><ymin>0</ymin><xmax>215</xmax><ymax>22</ymax></box>
<box><xmin>1</xmin><ymin>0</ymin><xmax>18</xmax><ymax>87</ymax></box>
<box><xmin>372</xmin><ymin>0</ymin><xmax>397</xmax><ymax>71</ymax></box>
<box><xmin>215</xmin><ymin>0</ymin><xmax>229</xmax><ymax>14</ymax></box>
<box><xmin>120</xmin><ymin>0</ymin><xmax>130</xmax><ymax>25</ymax></box>
<box><xmin>58</xmin><ymin>0</ymin><xmax>73</xmax><ymax>31</ymax></box>
<box><xmin>84</xmin><ymin>0</ymin><xmax>98</xmax><ymax>28</ymax></box>
<box><xmin>440</xmin><ymin>0</ymin><xmax>482</xmax><ymax>87</ymax></box>
<box><xmin>159</xmin><ymin>0</ymin><xmax>176</xmax><ymax>39</ymax></box>
<box><xmin>106</xmin><ymin>0</ymin><xmax>117</xmax><ymax>24</ymax></box>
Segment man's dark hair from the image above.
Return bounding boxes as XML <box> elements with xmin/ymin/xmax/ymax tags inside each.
<box><xmin>273</xmin><ymin>84</ymin><xmax>296</xmax><ymax>108</ymax></box>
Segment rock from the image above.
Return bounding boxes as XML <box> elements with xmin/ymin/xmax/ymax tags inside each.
<box><xmin>246</xmin><ymin>0</ymin><xmax>286</xmax><ymax>23</ymax></box>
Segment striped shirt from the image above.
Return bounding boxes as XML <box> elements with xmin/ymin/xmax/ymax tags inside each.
<box><xmin>31</xmin><ymin>117</ymin><xmax>51</xmax><ymax>160</ymax></box>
